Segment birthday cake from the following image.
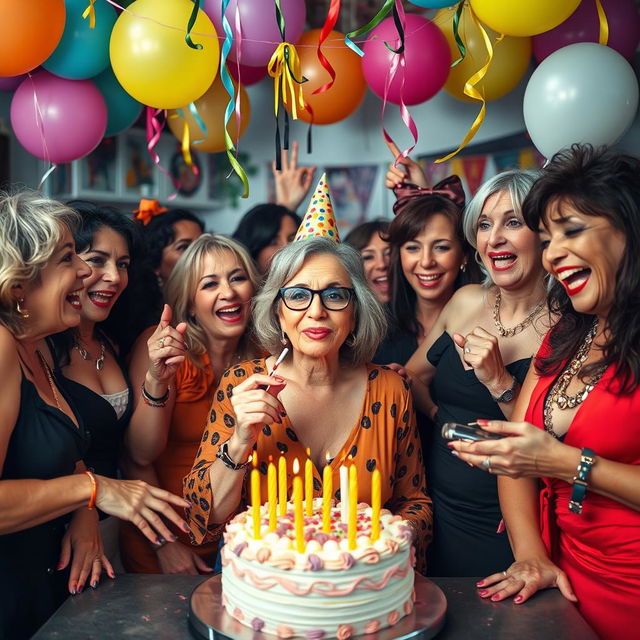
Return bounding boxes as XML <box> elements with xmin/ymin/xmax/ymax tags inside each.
<box><xmin>220</xmin><ymin>500</ymin><xmax>416</xmax><ymax>639</ymax></box>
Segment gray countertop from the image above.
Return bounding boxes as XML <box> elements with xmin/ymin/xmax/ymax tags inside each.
<box><xmin>33</xmin><ymin>574</ymin><xmax>597</xmax><ymax>640</ymax></box>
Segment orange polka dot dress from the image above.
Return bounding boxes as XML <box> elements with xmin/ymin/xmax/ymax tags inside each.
<box><xmin>183</xmin><ymin>358</ymin><xmax>433</xmax><ymax>574</ymax></box>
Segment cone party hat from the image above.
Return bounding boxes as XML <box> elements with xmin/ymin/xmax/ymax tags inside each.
<box><xmin>294</xmin><ymin>173</ymin><xmax>340</xmax><ymax>242</ymax></box>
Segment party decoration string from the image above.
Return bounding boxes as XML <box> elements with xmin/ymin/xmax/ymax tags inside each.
<box><xmin>595</xmin><ymin>0</ymin><xmax>609</xmax><ymax>46</ymax></box>
<box><xmin>220</xmin><ymin>0</ymin><xmax>249</xmax><ymax>197</ymax></box>
<box><xmin>312</xmin><ymin>0</ymin><xmax>341</xmax><ymax>94</ymax></box>
<box><xmin>82</xmin><ymin>0</ymin><xmax>96</xmax><ymax>29</ymax></box>
<box><xmin>345</xmin><ymin>0</ymin><xmax>394</xmax><ymax>56</ymax></box>
<box><xmin>185</xmin><ymin>0</ymin><xmax>203</xmax><ymax>49</ymax></box>
<box><xmin>436</xmin><ymin>7</ymin><xmax>492</xmax><ymax>163</ymax></box>
<box><xmin>146</xmin><ymin>107</ymin><xmax>178</xmax><ymax>199</ymax></box>
<box><xmin>450</xmin><ymin>1</ymin><xmax>466</xmax><ymax>67</ymax></box>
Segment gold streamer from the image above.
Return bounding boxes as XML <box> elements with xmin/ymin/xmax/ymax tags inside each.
<box><xmin>181</xmin><ymin>121</ymin><xmax>193</xmax><ymax>168</ymax></box>
<box><xmin>82</xmin><ymin>0</ymin><xmax>96</xmax><ymax>29</ymax></box>
<box><xmin>595</xmin><ymin>0</ymin><xmax>609</xmax><ymax>46</ymax></box>
<box><xmin>267</xmin><ymin>42</ymin><xmax>306</xmax><ymax>120</ymax></box>
<box><xmin>436</xmin><ymin>8</ymin><xmax>493</xmax><ymax>164</ymax></box>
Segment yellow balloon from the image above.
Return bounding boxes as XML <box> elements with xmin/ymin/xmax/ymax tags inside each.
<box><xmin>469</xmin><ymin>0</ymin><xmax>580</xmax><ymax>37</ymax></box>
<box><xmin>167</xmin><ymin>76</ymin><xmax>251</xmax><ymax>153</ymax></box>
<box><xmin>435</xmin><ymin>6</ymin><xmax>532</xmax><ymax>103</ymax></box>
<box><xmin>109</xmin><ymin>0</ymin><xmax>219</xmax><ymax>109</ymax></box>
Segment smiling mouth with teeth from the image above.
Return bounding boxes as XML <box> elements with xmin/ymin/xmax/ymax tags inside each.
<box><xmin>216</xmin><ymin>305</ymin><xmax>243</xmax><ymax>322</ymax></box>
<box><xmin>557</xmin><ymin>267</ymin><xmax>591</xmax><ymax>295</ymax></box>
<box><xmin>489</xmin><ymin>253</ymin><xmax>517</xmax><ymax>271</ymax></box>
<box><xmin>66</xmin><ymin>292</ymin><xmax>82</xmax><ymax>310</ymax></box>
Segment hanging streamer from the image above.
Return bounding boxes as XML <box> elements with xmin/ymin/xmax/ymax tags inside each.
<box><xmin>595</xmin><ymin>0</ymin><xmax>609</xmax><ymax>46</ymax></box>
<box><xmin>345</xmin><ymin>0</ymin><xmax>395</xmax><ymax>56</ymax></box>
<box><xmin>450</xmin><ymin>1</ymin><xmax>467</xmax><ymax>67</ymax></box>
<box><xmin>185</xmin><ymin>0</ymin><xmax>203</xmax><ymax>49</ymax></box>
<box><xmin>26</xmin><ymin>72</ymin><xmax>58</xmax><ymax>188</ymax></box>
<box><xmin>220</xmin><ymin>0</ymin><xmax>250</xmax><ymax>197</ymax></box>
<box><xmin>146</xmin><ymin>107</ymin><xmax>178</xmax><ymax>199</ymax></box>
<box><xmin>82</xmin><ymin>0</ymin><xmax>96</xmax><ymax>29</ymax></box>
<box><xmin>312</xmin><ymin>0</ymin><xmax>341</xmax><ymax>95</ymax></box>
<box><xmin>435</xmin><ymin>9</ymin><xmax>492</xmax><ymax>163</ymax></box>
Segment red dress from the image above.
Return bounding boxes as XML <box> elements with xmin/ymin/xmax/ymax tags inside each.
<box><xmin>526</xmin><ymin>338</ymin><xmax>640</xmax><ymax>639</ymax></box>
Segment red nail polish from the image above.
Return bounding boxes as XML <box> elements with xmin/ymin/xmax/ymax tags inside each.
<box><xmin>491</xmin><ymin>594</ymin><xmax>500</xmax><ymax>601</ymax></box>
<box><xmin>476</xmin><ymin>580</ymin><xmax>484</xmax><ymax>587</ymax></box>
<box><xmin>478</xmin><ymin>589</ymin><xmax>488</xmax><ymax>596</ymax></box>
<box><xmin>477</xmin><ymin>419</ymin><xmax>489</xmax><ymax>425</ymax></box>
<box><xmin>514</xmin><ymin>595</ymin><xmax>523</xmax><ymax>603</ymax></box>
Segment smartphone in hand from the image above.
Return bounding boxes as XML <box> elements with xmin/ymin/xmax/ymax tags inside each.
<box><xmin>441</xmin><ymin>422</ymin><xmax>505</xmax><ymax>442</ymax></box>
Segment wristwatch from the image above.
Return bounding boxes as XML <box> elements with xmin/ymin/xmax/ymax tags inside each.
<box><xmin>216</xmin><ymin>440</ymin><xmax>251</xmax><ymax>471</ymax></box>
<box><xmin>490</xmin><ymin>375</ymin><xmax>518</xmax><ymax>403</ymax></box>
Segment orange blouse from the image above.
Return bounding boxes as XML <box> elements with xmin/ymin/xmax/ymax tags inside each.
<box><xmin>183</xmin><ymin>358</ymin><xmax>433</xmax><ymax>573</ymax></box>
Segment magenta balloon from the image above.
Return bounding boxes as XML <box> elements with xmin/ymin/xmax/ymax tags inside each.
<box><xmin>228</xmin><ymin>62</ymin><xmax>267</xmax><ymax>86</ymax></box>
<box><xmin>10</xmin><ymin>71</ymin><xmax>107</xmax><ymax>163</ymax></box>
<box><xmin>362</xmin><ymin>15</ymin><xmax>451</xmax><ymax>106</ymax></box>
<box><xmin>204</xmin><ymin>0</ymin><xmax>305</xmax><ymax>67</ymax></box>
<box><xmin>533</xmin><ymin>0</ymin><xmax>640</xmax><ymax>62</ymax></box>
<box><xmin>0</xmin><ymin>74</ymin><xmax>27</xmax><ymax>91</ymax></box>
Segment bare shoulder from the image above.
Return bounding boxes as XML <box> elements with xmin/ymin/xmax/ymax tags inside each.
<box><xmin>0</xmin><ymin>326</ymin><xmax>20</xmax><ymax>378</ymax></box>
<box><xmin>440</xmin><ymin>285</ymin><xmax>487</xmax><ymax>324</ymax></box>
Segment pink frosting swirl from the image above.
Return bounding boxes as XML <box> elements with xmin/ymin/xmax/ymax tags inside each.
<box><xmin>276</xmin><ymin>625</ymin><xmax>295</xmax><ymax>638</ymax></box>
<box><xmin>364</xmin><ymin>620</ymin><xmax>380</xmax><ymax>634</ymax></box>
<box><xmin>232</xmin><ymin>607</ymin><xmax>244</xmax><ymax>621</ymax></box>
<box><xmin>305</xmin><ymin>630</ymin><xmax>326</xmax><ymax>639</ymax></box>
<box><xmin>357</xmin><ymin>548</ymin><xmax>380</xmax><ymax>564</ymax></box>
<box><xmin>404</xmin><ymin>598</ymin><xmax>414</xmax><ymax>615</ymax></box>
<box><xmin>307</xmin><ymin>553</ymin><xmax>323</xmax><ymax>571</ymax></box>
<box><xmin>336</xmin><ymin>624</ymin><xmax>354</xmax><ymax>639</ymax></box>
<box><xmin>388</xmin><ymin>610</ymin><xmax>400</xmax><ymax>625</ymax></box>
<box><xmin>339</xmin><ymin>552</ymin><xmax>355</xmax><ymax>569</ymax></box>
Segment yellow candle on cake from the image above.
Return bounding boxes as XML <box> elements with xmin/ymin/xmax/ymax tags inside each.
<box><xmin>348</xmin><ymin>463</ymin><xmax>358</xmax><ymax>550</ymax></box>
<box><xmin>268</xmin><ymin>456</ymin><xmax>277</xmax><ymax>532</ymax></box>
<box><xmin>371</xmin><ymin>468</ymin><xmax>381</xmax><ymax>542</ymax></box>
<box><xmin>251</xmin><ymin>453</ymin><xmax>261</xmax><ymax>540</ymax></box>
<box><xmin>305</xmin><ymin>447</ymin><xmax>313</xmax><ymax>517</ymax></box>
<box><xmin>293</xmin><ymin>458</ymin><xmax>305</xmax><ymax>553</ymax></box>
<box><xmin>339</xmin><ymin>465</ymin><xmax>349</xmax><ymax>523</ymax></box>
<box><xmin>278</xmin><ymin>455</ymin><xmax>287</xmax><ymax>516</ymax></box>
<box><xmin>322</xmin><ymin>452</ymin><xmax>332</xmax><ymax>534</ymax></box>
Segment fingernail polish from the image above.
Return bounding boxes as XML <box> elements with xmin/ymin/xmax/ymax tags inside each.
<box><xmin>91</xmin><ymin>581</ymin><xmax>98</xmax><ymax>589</ymax></box>
<box><xmin>77</xmin><ymin>585</ymin><xmax>83</xmax><ymax>594</ymax></box>
<box><xmin>109</xmin><ymin>571</ymin><xmax>115</xmax><ymax>579</ymax></box>
<box><xmin>491</xmin><ymin>595</ymin><xmax>500</xmax><ymax>601</ymax></box>
<box><xmin>280</xmin><ymin>411</ymin><xmax>287</xmax><ymax>417</ymax></box>
<box><xmin>450</xmin><ymin>450</ymin><xmax>459</xmax><ymax>457</ymax></box>
<box><xmin>71</xmin><ymin>588</ymin><xmax>77</xmax><ymax>595</ymax></box>
<box><xmin>476</xmin><ymin>580</ymin><xmax>484</xmax><ymax>587</ymax></box>
<box><xmin>478</xmin><ymin>589</ymin><xmax>488</xmax><ymax>596</ymax></box>
<box><xmin>183</xmin><ymin>523</ymin><xmax>190</xmax><ymax>533</ymax></box>
<box><xmin>514</xmin><ymin>595</ymin><xmax>523</xmax><ymax>603</ymax></box>
<box><xmin>56</xmin><ymin>562</ymin><xmax>64</xmax><ymax>570</ymax></box>
<box><xmin>169</xmin><ymin>534</ymin><xmax>178</xmax><ymax>542</ymax></box>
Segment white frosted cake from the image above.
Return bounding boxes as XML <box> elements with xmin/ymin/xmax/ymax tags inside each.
<box><xmin>220</xmin><ymin>500</ymin><xmax>416</xmax><ymax>639</ymax></box>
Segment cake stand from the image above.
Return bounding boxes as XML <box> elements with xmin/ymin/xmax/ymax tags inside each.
<box><xmin>189</xmin><ymin>573</ymin><xmax>447</xmax><ymax>640</ymax></box>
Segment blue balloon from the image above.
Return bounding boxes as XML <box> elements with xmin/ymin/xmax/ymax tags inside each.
<box><xmin>93</xmin><ymin>68</ymin><xmax>142</xmax><ymax>137</ymax></box>
<box><xmin>408</xmin><ymin>0</ymin><xmax>458</xmax><ymax>7</ymax></box>
<box><xmin>43</xmin><ymin>0</ymin><xmax>116</xmax><ymax>79</ymax></box>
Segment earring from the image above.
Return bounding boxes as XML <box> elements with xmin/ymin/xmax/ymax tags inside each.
<box><xmin>280</xmin><ymin>330</ymin><xmax>289</xmax><ymax>347</ymax></box>
<box><xmin>460</xmin><ymin>263</ymin><xmax>467</xmax><ymax>272</ymax></box>
<box><xmin>16</xmin><ymin>297</ymin><xmax>29</xmax><ymax>319</ymax></box>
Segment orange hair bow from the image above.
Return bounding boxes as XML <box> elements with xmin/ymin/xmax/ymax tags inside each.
<box><xmin>133</xmin><ymin>199</ymin><xmax>168</xmax><ymax>226</ymax></box>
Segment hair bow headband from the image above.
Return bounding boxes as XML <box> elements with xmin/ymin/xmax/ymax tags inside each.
<box><xmin>392</xmin><ymin>175</ymin><xmax>466</xmax><ymax>216</ymax></box>
<box><xmin>133</xmin><ymin>199</ymin><xmax>168</xmax><ymax>226</ymax></box>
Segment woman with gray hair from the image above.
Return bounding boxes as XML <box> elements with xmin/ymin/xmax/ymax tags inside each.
<box><xmin>403</xmin><ymin>169</ymin><xmax>553</xmax><ymax>577</ymax></box>
<box><xmin>184</xmin><ymin>237</ymin><xmax>433</xmax><ymax>572</ymax></box>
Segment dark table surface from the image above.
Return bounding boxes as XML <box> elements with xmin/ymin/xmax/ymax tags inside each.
<box><xmin>33</xmin><ymin>574</ymin><xmax>597</xmax><ymax>640</ymax></box>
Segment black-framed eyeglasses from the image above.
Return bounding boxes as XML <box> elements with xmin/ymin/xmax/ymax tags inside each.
<box><xmin>278</xmin><ymin>286</ymin><xmax>355</xmax><ymax>311</ymax></box>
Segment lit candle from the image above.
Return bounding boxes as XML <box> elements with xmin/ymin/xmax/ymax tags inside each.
<box><xmin>278</xmin><ymin>455</ymin><xmax>287</xmax><ymax>517</ymax></box>
<box><xmin>348</xmin><ymin>463</ymin><xmax>358</xmax><ymax>550</ymax></box>
<box><xmin>305</xmin><ymin>447</ymin><xmax>313</xmax><ymax>517</ymax></box>
<box><xmin>268</xmin><ymin>456</ymin><xmax>277</xmax><ymax>532</ymax></box>
<box><xmin>371</xmin><ymin>468</ymin><xmax>381</xmax><ymax>542</ymax></box>
<box><xmin>322</xmin><ymin>452</ymin><xmax>332</xmax><ymax>534</ymax></box>
<box><xmin>251</xmin><ymin>453</ymin><xmax>261</xmax><ymax>540</ymax></box>
<box><xmin>293</xmin><ymin>458</ymin><xmax>305</xmax><ymax>553</ymax></box>
<box><xmin>339</xmin><ymin>465</ymin><xmax>349</xmax><ymax>524</ymax></box>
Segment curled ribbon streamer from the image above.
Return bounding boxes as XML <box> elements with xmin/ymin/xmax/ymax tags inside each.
<box><xmin>595</xmin><ymin>0</ymin><xmax>609</xmax><ymax>46</ymax></box>
<box><xmin>145</xmin><ymin>107</ymin><xmax>178</xmax><ymax>200</ymax></box>
<box><xmin>27</xmin><ymin>72</ymin><xmax>58</xmax><ymax>188</ymax></box>
<box><xmin>345</xmin><ymin>0</ymin><xmax>394</xmax><ymax>56</ymax></box>
<box><xmin>450</xmin><ymin>1</ymin><xmax>466</xmax><ymax>67</ymax></box>
<box><xmin>386</xmin><ymin>0</ymin><xmax>405</xmax><ymax>54</ymax></box>
<box><xmin>82</xmin><ymin>0</ymin><xmax>96</xmax><ymax>29</ymax></box>
<box><xmin>232</xmin><ymin>5</ymin><xmax>243</xmax><ymax>152</ymax></box>
<box><xmin>268</xmin><ymin>43</ymin><xmax>306</xmax><ymax>119</ymax></box>
<box><xmin>435</xmin><ymin>9</ymin><xmax>492</xmax><ymax>163</ymax></box>
<box><xmin>312</xmin><ymin>0</ymin><xmax>341</xmax><ymax>95</ymax></box>
<box><xmin>220</xmin><ymin>0</ymin><xmax>249</xmax><ymax>197</ymax></box>
<box><xmin>188</xmin><ymin>102</ymin><xmax>208</xmax><ymax>147</ymax></box>
<box><xmin>185</xmin><ymin>0</ymin><xmax>203</xmax><ymax>49</ymax></box>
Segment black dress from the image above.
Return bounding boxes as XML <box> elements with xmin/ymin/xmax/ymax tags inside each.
<box><xmin>0</xmin><ymin>374</ymin><xmax>88</xmax><ymax>639</ymax></box>
<box><xmin>425</xmin><ymin>332</ymin><xmax>530</xmax><ymax>577</ymax></box>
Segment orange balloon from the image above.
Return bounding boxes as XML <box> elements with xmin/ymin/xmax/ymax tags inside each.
<box><xmin>0</xmin><ymin>0</ymin><xmax>66</xmax><ymax>76</ymax></box>
<box><xmin>167</xmin><ymin>76</ymin><xmax>251</xmax><ymax>153</ymax></box>
<box><xmin>284</xmin><ymin>29</ymin><xmax>367</xmax><ymax>125</ymax></box>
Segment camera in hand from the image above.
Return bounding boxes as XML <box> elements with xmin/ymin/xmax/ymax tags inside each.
<box><xmin>441</xmin><ymin>422</ymin><xmax>505</xmax><ymax>442</ymax></box>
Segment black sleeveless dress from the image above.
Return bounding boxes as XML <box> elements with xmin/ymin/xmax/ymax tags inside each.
<box><xmin>425</xmin><ymin>332</ymin><xmax>530</xmax><ymax>577</ymax></box>
<box><xmin>0</xmin><ymin>374</ymin><xmax>88</xmax><ymax>639</ymax></box>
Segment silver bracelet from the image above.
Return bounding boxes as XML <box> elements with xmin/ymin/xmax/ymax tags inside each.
<box><xmin>215</xmin><ymin>441</ymin><xmax>251</xmax><ymax>471</ymax></box>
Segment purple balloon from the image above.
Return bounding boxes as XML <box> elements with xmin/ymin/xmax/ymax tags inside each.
<box><xmin>533</xmin><ymin>0</ymin><xmax>640</xmax><ymax>62</ymax></box>
<box><xmin>10</xmin><ymin>71</ymin><xmax>107</xmax><ymax>164</ymax></box>
<box><xmin>204</xmin><ymin>0</ymin><xmax>305</xmax><ymax>67</ymax></box>
<box><xmin>362</xmin><ymin>15</ymin><xmax>451</xmax><ymax>106</ymax></box>
<box><xmin>0</xmin><ymin>74</ymin><xmax>27</xmax><ymax>92</ymax></box>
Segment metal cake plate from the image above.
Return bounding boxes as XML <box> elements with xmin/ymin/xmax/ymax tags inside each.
<box><xmin>189</xmin><ymin>573</ymin><xmax>447</xmax><ymax>640</ymax></box>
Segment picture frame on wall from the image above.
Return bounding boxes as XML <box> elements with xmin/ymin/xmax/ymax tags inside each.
<box><xmin>121</xmin><ymin>130</ymin><xmax>156</xmax><ymax>197</ymax></box>
<box><xmin>169</xmin><ymin>147</ymin><xmax>203</xmax><ymax>198</ymax></box>
<box><xmin>80</xmin><ymin>138</ymin><xmax>118</xmax><ymax>196</ymax></box>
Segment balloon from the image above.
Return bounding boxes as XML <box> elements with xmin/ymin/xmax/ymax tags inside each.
<box><xmin>523</xmin><ymin>43</ymin><xmax>639</xmax><ymax>159</ymax></box>
<box><xmin>43</xmin><ymin>0</ymin><xmax>116</xmax><ymax>79</ymax></box>
<box><xmin>166</xmin><ymin>76</ymin><xmax>251</xmax><ymax>153</ymax></box>
<box><xmin>434</xmin><ymin>5</ymin><xmax>532</xmax><ymax>102</ymax></box>
<box><xmin>110</xmin><ymin>0</ymin><xmax>219</xmax><ymax>109</ymax></box>
<box><xmin>533</xmin><ymin>0</ymin><xmax>640</xmax><ymax>62</ymax></box>
<box><xmin>469</xmin><ymin>0</ymin><xmax>581</xmax><ymax>37</ymax></box>
<box><xmin>93</xmin><ymin>68</ymin><xmax>143</xmax><ymax>137</ymax></box>
<box><xmin>0</xmin><ymin>0</ymin><xmax>66</xmax><ymax>76</ymax></box>
<box><xmin>282</xmin><ymin>29</ymin><xmax>366</xmax><ymax>125</ymax></box>
<box><xmin>362</xmin><ymin>15</ymin><xmax>450</xmax><ymax>106</ymax></box>
<box><xmin>228</xmin><ymin>62</ymin><xmax>268</xmax><ymax>86</ymax></box>
<box><xmin>408</xmin><ymin>0</ymin><xmax>458</xmax><ymax>7</ymax></box>
<box><xmin>203</xmin><ymin>0</ymin><xmax>305</xmax><ymax>67</ymax></box>
<box><xmin>0</xmin><ymin>75</ymin><xmax>26</xmax><ymax>92</ymax></box>
<box><xmin>10</xmin><ymin>71</ymin><xmax>107</xmax><ymax>163</ymax></box>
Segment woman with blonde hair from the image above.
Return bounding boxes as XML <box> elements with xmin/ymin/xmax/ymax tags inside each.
<box><xmin>120</xmin><ymin>233</ymin><xmax>261</xmax><ymax>574</ymax></box>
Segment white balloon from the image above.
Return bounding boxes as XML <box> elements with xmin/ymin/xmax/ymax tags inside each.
<box><xmin>524</xmin><ymin>42</ymin><xmax>639</xmax><ymax>158</ymax></box>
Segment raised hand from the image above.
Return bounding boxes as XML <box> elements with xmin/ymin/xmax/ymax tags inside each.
<box><xmin>146</xmin><ymin>304</ymin><xmax>187</xmax><ymax>385</ymax></box>
<box><xmin>273</xmin><ymin>141</ymin><xmax>317</xmax><ymax>211</ymax></box>
<box><xmin>384</xmin><ymin>139</ymin><xmax>428</xmax><ymax>189</ymax></box>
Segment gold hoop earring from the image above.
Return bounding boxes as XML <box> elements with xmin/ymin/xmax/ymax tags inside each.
<box><xmin>16</xmin><ymin>297</ymin><xmax>29</xmax><ymax>319</ymax></box>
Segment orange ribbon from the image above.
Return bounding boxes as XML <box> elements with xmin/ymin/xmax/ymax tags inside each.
<box><xmin>133</xmin><ymin>199</ymin><xmax>168</xmax><ymax>225</ymax></box>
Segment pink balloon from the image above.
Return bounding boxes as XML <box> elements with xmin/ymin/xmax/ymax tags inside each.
<box><xmin>10</xmin><ymin>71</ymin><xmax>107</xmax><ymax>163</ymax></box>
<box><xmin>533</xmin><ymin>0</ymin><xmax>640</xmax><ymax>62</ymax></box>
<box><xmin>0</xmin><ymin>74</ymin><xmax>27</xmax><ymax>92</ymax></box>
<box><xmin>203</xmin><ymin>0</ymin><xmax>305</xmax><ymax>67</ymax></box>
<box><xmin>228</xmin><ymin>62</ymin><xmax>267</xmax><ymax>86</ymax></box>
<box><xmin>362</xmin><ymin>15</ymin><xmax>451</xmax><ymax>106</ymax></box>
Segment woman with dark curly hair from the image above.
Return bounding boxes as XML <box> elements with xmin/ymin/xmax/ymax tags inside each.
<box><xmin>451</xmin><ymin>145</ymin><xmax>640</xmax><ymax>639</ymax></box>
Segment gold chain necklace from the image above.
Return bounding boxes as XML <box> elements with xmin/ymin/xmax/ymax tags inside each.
<box><xmin>35</xmin><ymin>349</ymin><xmax>62</xmax><ymax>411</ymax></box>
<box><xmin>543</xmin><ymin>318</ymin><xmax>605</xmax><ymax>439</ymax></box>
<box><xmin>492</xmin><ymin>289</ymin><xmax>546</xmax><ymax>338</ymax></box>
<box><xmin>74</xmin><ymin>340</ymin><xmax>106</xmax><ymax>371</ymax></box>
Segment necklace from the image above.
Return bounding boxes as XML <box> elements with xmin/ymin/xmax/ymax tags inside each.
<box><xmin>35</xmin><ymin>349</ymin><xmax>62</xmax><ymax>411</ymax></box>
<box><xmin>74</xmin><ymin>340</ymin><xmax>106</xmax><ymax>371</ymax></box>
<box><xmin>543</xmin><ymin>318</ymin><xmax>605</xmax><ymax>438</ymax></box>
<box><xmin>492</xmin><ymin>289</ymin><xmax>546</xmax><ymax>338</ymax></box>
